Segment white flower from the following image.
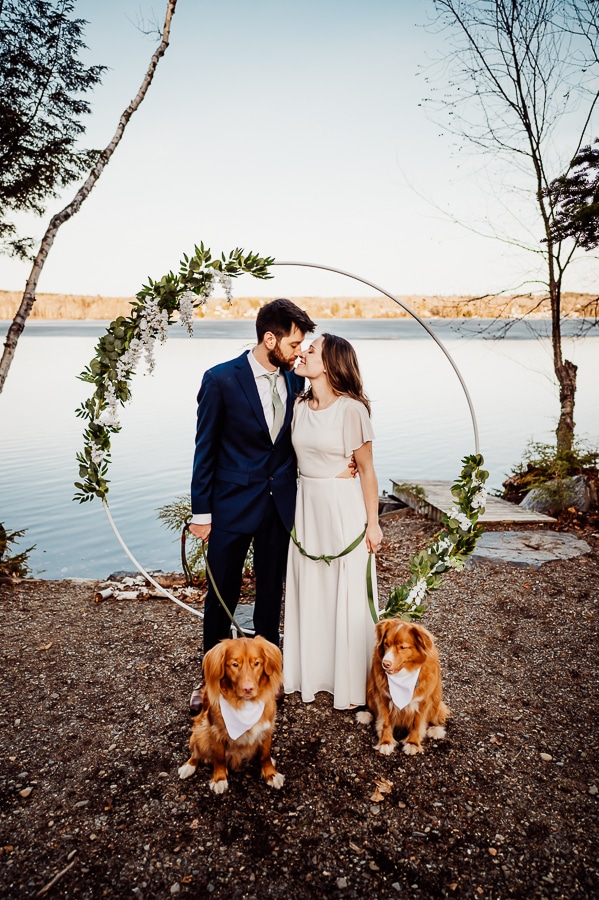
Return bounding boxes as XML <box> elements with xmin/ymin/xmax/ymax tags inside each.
<box><xmin>178</xmin><ymin>291</ymin><xmax>196</xmax><ymax>335</ymax></box>
<box><xmin>96</xmin><ymin>380</ymin><xmax>121</xmax><ymax>429</ymax></box>
<box><xmin>405</xmin><ymin>577</ymin><xmax>428</xmax><ymax>608</ymax></box>
<box><xmin>471</xmin><ymin>488</ymin><xmax>487</xmax><ymax>510</ymax></box>
<box><xmin>448</xmin><ymin>506</ymin><xmax>472</xmax><ymax>531</ymax></box>
<box><xmin>433</xmin><ymin>537</ymin><xmax>453</xmax><ymax>556</ymax></box>
<box><xmin>116</xmin><ymin>338</ymin><xmax>143</xmax><ymax>380</ymax></box>
<box><xmin>137</xmin><ymin>297</ymin><xmax>170</xmax><ymax>372</ymax></box>
<box><xmin>203</xmin><ymin>275</ymin><xmax>215</xmax><ymax>299</ymax></box>
<box><xmin>90</xmin><ymin>445</ymin><xmax>106</xmax><ymax>467</ymax></box>
<box><xmin>217</xmin><ymin>271</ymin><xmax>234</xmax><ymax>303</ymax></box>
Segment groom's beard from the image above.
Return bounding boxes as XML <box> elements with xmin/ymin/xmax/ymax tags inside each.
<box><xmin>267</xmin><ymin>342</ymin><xmax>295</xmax><ymax>371</ymax></box>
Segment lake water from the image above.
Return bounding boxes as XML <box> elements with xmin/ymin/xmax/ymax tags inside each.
<box><xmin>1</xmin><ymin>318</ymin><xmax>597</xmax><ymax>579</ymax></box>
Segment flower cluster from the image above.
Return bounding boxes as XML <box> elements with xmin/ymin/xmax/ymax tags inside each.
<box><xmin>74</xmin><ymin>244</ymin><xmax>274</xmax><ymax>503</ymax></box>
<box><xmin>381</xmin><ymin>454</ymin><xmax>489</xmax><ymax>621</ymax></box>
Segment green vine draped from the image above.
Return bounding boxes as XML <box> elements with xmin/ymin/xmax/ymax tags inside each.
<box><xmin>381</xmin><ymin>455</ymin><xmax>488</xmax><ymax>619</ymax></box>
<box><xmin>74</xmin><ymin>244</ymin><xmax>273</xmax><ymax>503</ymax></box>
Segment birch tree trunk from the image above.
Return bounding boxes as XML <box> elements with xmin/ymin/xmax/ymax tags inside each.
<box><xmin>0</xmin><ymin>0</ymin><xmax>178</xmax><ymax>394</ymax></box>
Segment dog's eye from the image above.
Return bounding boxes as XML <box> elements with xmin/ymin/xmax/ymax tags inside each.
<box><xmin>230</xmin><ymin>661</ymin><xmax>239</xmax><ymax>668</ymax></box>
<box><xmin>253</xmin><ymin>659</ymin><xmax>260</xmax><ymax>667</ymax></box>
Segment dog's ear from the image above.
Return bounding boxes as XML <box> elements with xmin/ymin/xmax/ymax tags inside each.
<box><xmin>410</xmin><ymin>624</ymin><xmax>434</xmax><ymax>656</ymax></box>
<box><xmin>254</xmin><ymin>635</ymin><xmax>282</xmax><ymax>678</ymax></box>
<box><xmin>375</xmin><ymin>618</ymin><xmax>392</xmax><ymax>654</ymax></box>
<box><xmin>203</xmin><ymin>641</ymin><xmax>228</xmax><ymax>686</ymax></box>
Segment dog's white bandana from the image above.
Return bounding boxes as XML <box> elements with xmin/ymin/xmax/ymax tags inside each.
<box><xmin>219</xmin><ymin>696</ymin><xmax>265</xmax><ymax>740</ymax></box>
<box><xmin>386</xmin><ymin>667</ymin><xmax>421</xmax><ymax>710</ymax></box>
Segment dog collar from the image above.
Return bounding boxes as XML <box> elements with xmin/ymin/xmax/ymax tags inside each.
<box><xmin>219</xmin><ymin>696</ymin><xmax>265</xmax><ymax>740</ymax></box>
<box><xmin>386</xmin><ymin>667</ymin><xmax>421</xmax><ymax>710</ymax></box>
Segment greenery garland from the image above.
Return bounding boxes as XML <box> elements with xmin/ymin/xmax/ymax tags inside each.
<box><xmin>74</xmin><ymin>244</ymin><xmax>273</xmax><ymax>502</ymax></box>
<box><xmin>381</xmin><ymin>454</ymin><xmax>489</xmax><ymax>620</ymax></box>
<box><xmin>74</xmin><ymin>242</ymin><xmax>487</xmax><ymax>621</ymax></box>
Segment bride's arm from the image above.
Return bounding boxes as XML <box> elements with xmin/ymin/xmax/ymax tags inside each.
<box><xmin>353</xmin><ymin>441</ymin><xmax>383</xmax><ymax>553</ymax></box>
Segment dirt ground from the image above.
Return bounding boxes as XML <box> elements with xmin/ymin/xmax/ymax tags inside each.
<box><xmin>1</xmin><ymin>510</ymin><xmax>598</xmax><ymax>899</ymax></box>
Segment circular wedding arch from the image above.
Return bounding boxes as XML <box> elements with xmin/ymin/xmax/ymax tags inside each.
<box><xmin>272</xmin><ymin>260</ymin><xmax>480</xmax><ymax>453</ymax></box>
<box><xmin>80</xmin><ymin>252</ymin><xmax>483</xmax><ymax>619</ymax></box>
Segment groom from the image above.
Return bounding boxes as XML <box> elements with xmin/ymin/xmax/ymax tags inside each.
<box><xmin>189</xmin><ymin>299</ymin><xmax>316</xmax><ymax>701</ymax></box>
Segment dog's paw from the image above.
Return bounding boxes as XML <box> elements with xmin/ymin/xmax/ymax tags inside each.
<box><xmin>178</xmin><ymin>763</ymin><xmax>196</xmax><ymax>780</ymax></box>
<box><xmin>402</xmin><ymin>742</ymin><xmax>423</xmax><ymax>756</ymax></box>
<box><xmin>209</xmin><ymin>778</ymin><xmax>229</xmax><ymax>794</ymax></box>
<box><xmin>375</xmin><ymin>741</ymin><xmax>396</xmax><ymax>756</ymax></box>
<box><xmin>355</xmin><ymin>709</ymin><xmax>373</xmax><ymax>726</ymax></box>
<box><xmin>427</xmin><ymin>725</ymin><xmax>447</xmax><ymax>740</ymax></box>
<box><xmin>267</xmin><ymin>772</ymin><xmax>285</xmax><ymax>789</ymax></box>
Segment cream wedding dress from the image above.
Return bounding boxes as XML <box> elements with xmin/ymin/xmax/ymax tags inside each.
<box><xmin>283</xmin><ymin>395</ymin><xmax>378</xmax><ymax>709</ymax></box>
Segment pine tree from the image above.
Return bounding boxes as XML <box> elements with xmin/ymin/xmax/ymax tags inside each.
<box><xmin>0</xmin><ymin>0</ymin><xmax>104</xmax><ymax>258</ymax></box>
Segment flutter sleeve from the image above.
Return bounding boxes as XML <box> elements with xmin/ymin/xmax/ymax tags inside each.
<box><xmin>342</xmin><ymin>399</ymin><xmax>375</xmax><ymax>456</ymax></box>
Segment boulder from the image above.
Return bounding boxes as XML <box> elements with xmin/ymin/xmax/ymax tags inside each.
<box><xmin>519</xmin><ymin>474</ymin><xmax>594</xmax><ymax>515</ymax></box>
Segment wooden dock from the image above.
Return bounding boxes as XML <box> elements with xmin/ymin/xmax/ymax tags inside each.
<box><xmin>390</xmin><ymin>479</ymin><xmax>556</xmax><ymax>524</ymax></box>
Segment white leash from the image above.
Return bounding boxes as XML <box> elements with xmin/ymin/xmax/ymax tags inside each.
<box><xmin>102</xmin><ymin>499</ymin><xmax>204</xmax><ymax>619</ymax></box>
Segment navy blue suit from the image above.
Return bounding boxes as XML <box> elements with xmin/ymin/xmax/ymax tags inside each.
<box><xmin>191</xmin><ymin>351</ymin><xmax>304</xmax><ymax>651</ymax></box>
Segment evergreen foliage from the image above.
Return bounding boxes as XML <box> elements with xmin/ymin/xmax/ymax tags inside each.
<box><xmin>547</xmin><ymin>140</ymin><xmax>599</xmax><ymax>250</ymax></box>
<box><xmin>0</xmin><ymin>0</ymin><xmax>105</xmax><ymax>258</ymax></box>
<box><xmin>0</xmin><ymin>523</ymin><xmax>36</xmax><ymax>578</ymax></box>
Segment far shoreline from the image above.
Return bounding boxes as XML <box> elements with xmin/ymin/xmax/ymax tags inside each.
<box><xmin>1</xmin><ymin>289</ymin><xmax>597</xmax><ymax>321</ymax></box>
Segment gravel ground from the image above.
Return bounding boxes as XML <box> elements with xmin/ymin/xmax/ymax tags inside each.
<box><xmin>1</xmin><ymin>510</ymin><xmax>598</xmax><ymax>900</ymax></box>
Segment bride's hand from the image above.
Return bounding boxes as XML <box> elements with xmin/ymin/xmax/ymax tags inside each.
<box><xmin>366</xmin><ymin>522</ymin><xmax>383</xmax><ymax>554</ymax></box>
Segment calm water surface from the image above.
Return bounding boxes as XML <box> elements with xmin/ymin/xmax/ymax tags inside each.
<box><xmin>1</xmin><ymin>319</ymin><xmax>597</xmax><ymax>579</ymax></box>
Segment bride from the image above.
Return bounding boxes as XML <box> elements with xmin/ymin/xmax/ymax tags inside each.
<box><xmin>283</xmin><ymin>333</ymin><xmax>383</xmax><ymax>710</ymax></box>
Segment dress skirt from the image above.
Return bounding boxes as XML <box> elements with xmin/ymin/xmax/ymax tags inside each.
<box><xmin>283</xmin><ymin>474</ymin><xmax>378</xmax><ymax>709</ymax></box>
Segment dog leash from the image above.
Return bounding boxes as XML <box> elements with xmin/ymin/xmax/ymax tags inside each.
<box><xmin>290</xmin><ymin>525</ymin><xmax>379</xmax><ymax>625</ymax></box>
<box><xmin>182</xmin><ymin>523</ymin><xmax>248</xmax><ymax>638</ymax></box>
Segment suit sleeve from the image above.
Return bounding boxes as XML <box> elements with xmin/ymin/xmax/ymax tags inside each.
<box><xmin>190</xmin><ymin>369</ymin><xmax>224</xmax><ymax>516</ymax></box>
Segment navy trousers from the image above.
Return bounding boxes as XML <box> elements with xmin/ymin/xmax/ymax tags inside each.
<box><xmin>202</xmin><ymin>497</ymin><xmax>290</xmax><ymax>653</ymax></box>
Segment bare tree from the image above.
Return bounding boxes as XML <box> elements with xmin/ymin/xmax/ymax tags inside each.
<box><xmin>0</xmin><ymin>0</ymin><xmax>178</xmax><ymax>394</ymax></box>
<box><xmin>430</xmin><ymin>0</ymin><xmax>599</xmax><ymax>452</ymax></box>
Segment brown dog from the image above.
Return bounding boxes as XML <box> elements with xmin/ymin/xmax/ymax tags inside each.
<box><xmin>356</xmin><ymin>618</ymin><xmax>449</xmax><ymax>755</ymax></box>
<box><xmin>178</xmin><ymin>636</ymin><xmax>284</xmax><ymax>793</ymax></box>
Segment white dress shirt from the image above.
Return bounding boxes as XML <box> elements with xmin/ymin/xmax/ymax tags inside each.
<box><xmin>190</xmin><ymin>349</ymin><xmax>288</xmax><ymax>526</ymax></box>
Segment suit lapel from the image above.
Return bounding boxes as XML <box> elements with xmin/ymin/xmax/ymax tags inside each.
<box><xmin>234</xmin><ymin>353</ymin><xmax>270</xmax><ymax>435</ymax></box>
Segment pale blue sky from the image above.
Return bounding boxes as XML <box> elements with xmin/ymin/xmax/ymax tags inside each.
<box><xmin>2</xmin><ymin>0</ymin><xmax>598</xmax><ymax>300</ymax></box>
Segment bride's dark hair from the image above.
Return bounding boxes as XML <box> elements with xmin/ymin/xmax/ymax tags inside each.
<box><xmin>302</xmin><ymin>333</ymin><xmax>371</xmax><ymax>414</ymax></box>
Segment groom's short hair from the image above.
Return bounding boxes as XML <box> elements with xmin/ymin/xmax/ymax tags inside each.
<box><xmin>256</xmin><ymin>298</ymin><xmax>316</xmax><ymax>342</ymax></box>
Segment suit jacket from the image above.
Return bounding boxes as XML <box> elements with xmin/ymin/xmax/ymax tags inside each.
<box><xmin>191</xmin><ymin>351</ymin><xmax>304</xmax><ymax>534</ymax></box>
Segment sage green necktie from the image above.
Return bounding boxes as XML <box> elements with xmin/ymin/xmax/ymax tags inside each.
<box><xmin>265</xmin><ymin>371</ymin><xmax>285</xmax><ymax>442</ymax></box>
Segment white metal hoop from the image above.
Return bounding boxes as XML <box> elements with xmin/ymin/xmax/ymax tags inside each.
<box><xmin>102</xmin><ymin>256</ymin><xmax>480</xmax><ymax>611</ymax></box>
<box><xmin>271</xmin><ymin>260</ymin><xmax>480</xmax><ymax>454</ymax></box>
